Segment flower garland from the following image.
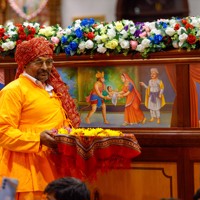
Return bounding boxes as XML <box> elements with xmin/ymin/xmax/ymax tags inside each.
<box><xmin>1</xmin><ymin>16</ymin><xmax>200</xmax><ymax>58</ymax></box>
<box><xmin>8</xmin><ymin>0</ymin><xmax>48</xmax><ymax>21</ymax></box>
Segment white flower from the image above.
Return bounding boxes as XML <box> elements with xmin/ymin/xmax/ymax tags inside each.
<box><xmin>122</xmin><ymin>19</ymin><xmax>131</xmax><ymax>26</ymax></box>
<box><xmin>169</xmin><ymin>19</ymin><xmax>177</xmax><ymax>26</ymax></box>
<box><xmin>7</xmin><ymin>30</ymin><xmax>17</xmax><ymax>36</ymax></box>
<box><xmin>74</xmin><ymin>20</ymin><xmax>81</xmax><ymax>30</ymax></box>
<box><xmin>120</xmin><ymin>30</ymin><xmax>128</xmax><ymax>38</ymax></box>
<box><xmin>120</xmin><ymin>39</ymin><xmax>130</xmax><ymax>49</ymax></box>
<box><xmin>150</xmin><ymin>28</ymin><xmax>161</xmax><ymax>35</ymax></box>
<box><xmin>165</xmin><ymin>27</ymin><xmax>176</xmax><ymax>36</ymax></box>
<box><xmin>190</xmin><ymin>17</ymin><xmax>200</xmax><ymax>27</ymax></box>
<box><xmin>141</xmin><ymin>38</ymin><xmax>151</xmax><ymax>48</ymax></box>
<box><xmin>96</xmin><ymin>24</ymin><xmax>104</xmax><ymax>30</ymax></box>
<box><xmin>64</xmin><ymin>28</ymin><xmax>72</xmax><ymax>35</ymax></box>
<box><xmin>196</xmin><ymin>30</ymin><xmax>200</xmax><ymax>37</ymax></box>
<box><xmin>172</xmin><ymin>41</ymin><xmax>179</xmax><ymax>48</ymax></box>
<box><xmin>5</xmin><ymin>21</ymin><xmax>15</xmax><ymax>29</ymax></box>
<box><xmin>97</xmin><ymin>44</ymin><xmax>107</xmax><ymax>53</ymax></box>
<box><xmin>107</xmin><ymin>28</ymin><xmax>116</xmax><ymax>39</ymax></box>
<box><xmin>78</xmin><ymin>41</ymin><xmax>85</xmax><ymax>52</ymax></box>
<box><xmin>177</xmin><ymin>27</ymin><xmax>186</xmax><ymax>35</ymax></box>
<box><xmin>94</xmin><ymin>35</ymin><xmax>102</xmax><ymax>43</ymax></box>
<box><xmin>85</xmin><ymin>40</ymin><xmax>94</xmax><ymax>49</ymax></box>
<box><xmin>56</xmin><ymin>30</ymin><xmax>64</xmax><ymax>38</ymax></box>
<box><xmin>136</xmin><ymin>44</ymin><xmax>145</xmax><ymax>52</ymax></box>
<box><xmin>1</xmin><ymin>41</ymin><xmax>16</xmax><ymax>51</ymax></box>
<box><xmin>129</xmin><ymin>26</ymin><xmax>136</xmax><ymax>34</ymax></box>
<box><xmin>179</xmin><ymin>33</ymin><xmax>188</xmax><ymax>42</ymax></box>
<box><xmin>145</xmin><ymin>22</ymin><xmax>156</xmax><ymax>30</ymax></box>
<box><xmin>107</xmin><ymin>23</ymin><xmax>114</xmax><ymax>29</ymax></box>
<box><xmin>157</xmin><ymin>19</ymin><xmax>170</xmax><ymax>23</ymax></box>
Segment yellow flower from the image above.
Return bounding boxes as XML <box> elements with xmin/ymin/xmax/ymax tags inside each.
<box><xmin>38</xmin><ymin>27</ymin><xmax>55</xmax><ymax>37</ymax></box>
<box><xmin>115</xmin><ymin>21</ymin><xmax>124</xmax><ymax>32</ymax></box>
<box><xmin>58</xmin><ymin>128</ymin><xmax>69</xmax><ymax>134</ymax></box>
<box><xmin>105</xmin><ymin>39</ymin><xmax>118</xmax><ymax>49</ymax></box>
<box><xmin>57</xmin><ymin>127</ymin><xmax>124</xmax><ymax>137</ymax></box>
<box><xmin>105</xmin><ymin>129</ymin><xmax>123</xmax><ymax>136</ymax></box>
<box><xmin>101</xmin><ymin>34</ymin><xmax>108</xmax><ymax>42</ymax></box>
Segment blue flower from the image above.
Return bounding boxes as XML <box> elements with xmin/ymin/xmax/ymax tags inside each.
<box><xmin>75</xmin><ymin>28</ymin><xmax>83</xmax><ymax>38</ymax></box>
<box><xmin>80</xmin><ymin>18</ymin><xmax>95</xmax><ymax>26</ymax></box>
<box><xmin>154</xmin><ymin>34</ymin><xmax>163</xmax><ymax>44</ymax></box>
<box><xmin>69</xmin><ymin>41</ymin><xmax>78</xmax><ymax>51</ymax></box>
<box><xmin>64</xmin><ymin>46</ymin><xmax>72</xmax><ymax>55</ymax></box>
<box><xmin>159</xmin><ymin>22</ymin><xmax>168</xmax><ymax>29</ymax></box>
<box><xmin>61</xmin><ymin>36</ymin><xmax>68</xmax><ymax>44</ymax></box>
<box><xmin>149</xmin><ymin>34</ymin><xmax>163</xmax><ymax>44</ymax></box>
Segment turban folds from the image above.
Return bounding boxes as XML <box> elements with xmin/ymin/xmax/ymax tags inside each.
<box><xmin>14</xmin><ymin>37</ymin><xmax>81</xmax><ymax>127</ymax></box>
<box><xmin>15</xmin><ymin>37</ymin><xmax>54</xmax><ymax>78</ymax></box>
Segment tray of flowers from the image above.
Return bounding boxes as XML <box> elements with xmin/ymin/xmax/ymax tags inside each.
<box><xmin>52</xmin><ymin>127</ymin><xmax>141</xmax><ymax>181</ymax></box>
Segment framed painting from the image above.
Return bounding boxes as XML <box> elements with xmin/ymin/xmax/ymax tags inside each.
<box><xmin>57</xmin><ymin>63</ymin><xmax>176</xmax><ymax>129</ymax></box>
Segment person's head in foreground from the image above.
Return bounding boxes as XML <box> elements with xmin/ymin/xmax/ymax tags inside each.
<box><xmin>44</xmin><ymin>177</ymin><xmax>90</xmax><ymax>200</ymax></box>
<box><xmin>193</xmin><ymin>188</ymin><xmax>200</xmax><ymax>200</ymax></box>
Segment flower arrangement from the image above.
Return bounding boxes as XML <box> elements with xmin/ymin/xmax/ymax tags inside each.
<box><xmin>56</xmin><ymin>127</ymin><xmax>123</xmax><ymax>137</ymax></box>
<box><xmin>1</xmin><ymin>16</ymin><xmax>200</xmax><ymax>58</ymax></box>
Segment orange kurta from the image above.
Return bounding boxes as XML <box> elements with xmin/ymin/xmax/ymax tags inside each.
<box><xmin>0</xmin><ymin>75</ymin><xmax>66</xmax><ymax>192</ymax></box>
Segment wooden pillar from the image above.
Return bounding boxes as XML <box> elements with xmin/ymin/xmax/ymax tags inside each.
<box><xmin>176</xmin><ymin>64</ymin><xmax>191</xmax><ymax>127</ymax></box>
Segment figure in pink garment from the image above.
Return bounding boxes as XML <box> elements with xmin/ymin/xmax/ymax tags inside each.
<box><xmin>85</xmin><ymin>71</ymin><xmax>110</xmax><ymax>124</ymax></box>
<box><xmin>118</xmin><ymin>73</ymin><xmax>146</xmax><ymax>126</ymax></box>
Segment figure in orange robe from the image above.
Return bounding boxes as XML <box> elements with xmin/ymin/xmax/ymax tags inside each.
<box><xmin>0</xmin><ymin>37</ymin><xmax>80</xmax><ymax>200</ymax></box>
<box><xmin>118</xmin><ymin>73</ymin><xmax>146</xmax><ymax>126</ymax></box>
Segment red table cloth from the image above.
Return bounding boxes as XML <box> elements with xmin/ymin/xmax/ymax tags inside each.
<box><xmin>53</xmin><ymin>134</ymin><xmax>141</xmax><ymax>181</ymax></box>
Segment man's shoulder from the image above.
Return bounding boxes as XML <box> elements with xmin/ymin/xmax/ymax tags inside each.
<box><xmin>3</xmin><ymin>79</ymin><xmax>21</xmax><ymax>90</ymax></box>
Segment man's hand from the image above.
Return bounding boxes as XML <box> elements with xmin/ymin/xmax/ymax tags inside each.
<box><xmin>40</xmin><ymin>130</ymin><xmax>57</xmax><ymax>149</ymax></box>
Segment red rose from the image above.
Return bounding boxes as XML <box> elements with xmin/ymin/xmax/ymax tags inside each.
<box><xmin>182</xmin><ymin>19</ymin><xmax>188</xmax><ymax>25</ymax></box>
<box><xmin>174</xmin><ymin>24</ymin><xmax>180</xmax><ymax>31</ymax></box>
<box><xmin>187</xmin><ymin>34</ymin><xmax>196</xmax><ymax>44</ymax></box>
<box><xmin>87</xmin><ymin>32</ymin><xmax>95</xmax><ymax>40</ymax></box>
<box><xmin>185</xmin><ymin>23</ymin><xmax>194</xmax><ymax>30</ymax></box>
<box><xmin>3</xmin><ymin>35</ymin><xmax>9</xmax><ymax>40</ymax></box>
<box><xmin>19</xmin><ymin>33</ymin><xmax>26</xmax><ymax>40</ymax></box>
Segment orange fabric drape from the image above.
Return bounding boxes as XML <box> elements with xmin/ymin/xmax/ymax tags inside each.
<box><xmin>189</xmin><ymin>64</ymin><xmax>200</xmax><ymax>127</ymax></box>
<box><xmin>165</xmin><ymin>64</ymin><xmax>177</xmax><ymax>127</ymax></box>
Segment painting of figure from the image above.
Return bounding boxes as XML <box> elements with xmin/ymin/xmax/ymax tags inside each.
<box><xmin>57</xmin><ymin>64</ymin><xmax>176</xmax><ymax>128</ymax></box>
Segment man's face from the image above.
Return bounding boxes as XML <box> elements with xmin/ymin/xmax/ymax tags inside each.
<box><xmin>151</xmin><ymin>71</ymin><xmax>158</xmax><ymax>79</ymax></box>
<box><xmin>25</xmin><ymin>56</ymin><xmax>53</xmax><ymax>83</ymax></box>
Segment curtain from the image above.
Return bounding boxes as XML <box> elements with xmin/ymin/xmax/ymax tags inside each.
<box><xmin>189</xmin><ymin>64</ymin><xmax>200</xmax><ymax>127</ymax></box>
<box><xmin>165</xmin><ymin>64</ymin><xmax>177</xmax><ymax>127</ymax></box>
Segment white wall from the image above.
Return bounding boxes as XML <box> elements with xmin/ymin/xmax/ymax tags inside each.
<box><xmin>61</xmin><ymin>0</ymin><xmax>117</xmax><ymax>27</ymax></box>
<box><xmin>188</xmin><ymin>0</ymin><xmax>200</xmax><ymax>16</ymax></box>
<box><xmin>61</xmin><ymin>0</ymin><xmax>200</xmax><ymax>27</ymax></box>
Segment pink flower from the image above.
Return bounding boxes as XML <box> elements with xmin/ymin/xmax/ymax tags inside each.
<box><xmin>142</xmin><ymin>25</ymin><xmax>150</xmax><ymax>32</ymax></box>
<box><xmin>51</xmin><ymin>36</ymin><xmax>60</xmax><ymax>44</ymax></box>
<box><xmin>139</xmin><ymin>32</ymin><xmax>147</xmax><ymax>38</ymax></box>
<box><xmin>130</xmin><ymin>40</ymin><xmax>138</xmax><ymax>50</ymax></box>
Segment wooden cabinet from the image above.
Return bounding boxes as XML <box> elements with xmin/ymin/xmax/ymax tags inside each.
<box><xmin>116</xmin><ymin>0</ymin><xmax>189</xmax><ymax>22</ymax></box>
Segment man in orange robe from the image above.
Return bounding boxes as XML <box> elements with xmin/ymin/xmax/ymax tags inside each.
<box><xmin>0</xmin><ymin>37</ymin><xmax>80</xmax><ymax>200</ymax></box>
